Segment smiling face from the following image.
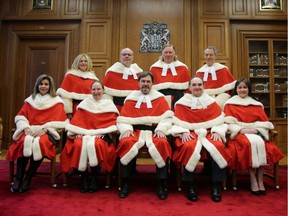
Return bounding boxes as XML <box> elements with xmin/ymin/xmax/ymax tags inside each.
<box><xmin>236</xmin><ymin>81</ymin><xmax>249</xmax><ymax>98</ymax></box>
<box><xmin>38</xmin><ymin>79</ymin><xmax>50</xmax><ymax>96</ymax></box>
<box><xmin>91</xmin><ymin>82</ymin><xmax>104</xmax><ymax>101</ymax></box>
<box><xmin>78</xmin><ymin>56</ymin><xmax>88</xmax><ymax>72</ymax></box>
<box><xmin>204</xmin><ymin>48</ymin><xmax>216</xmax><ymax>66</ymax></box>
<box><xmin>189</xmin><ymin>77</ymin><xmax>204</xmax><ymax>97</ymax></box>
<box><xmin>138</xmin><ymin>75</ymin><xmax>153</xmax><ymax>95</ymax></box>
<box><xmin>120</xmin><ymin>48</ymin><xmax>134</xmax><ymax>67</ymax></box>
<box><xmin>162</xmin><ymin>46</ymin><xmax>176</xmax><ymax>64</ymax></box>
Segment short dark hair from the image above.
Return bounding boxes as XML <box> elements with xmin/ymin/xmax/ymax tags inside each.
<box><xmin>138</xmin><ymin>71</ymin><xmax>154</xmax><ymax>83</ymax></box>
<box><xmin>189</xmin><ymin>75</ymin><xmax>204</xmax><ymax>86</ymax></box>
<box><xmin>90</xmin><ymin>80</ymin><xmax>104</xmax><ymax>90</ymax></box>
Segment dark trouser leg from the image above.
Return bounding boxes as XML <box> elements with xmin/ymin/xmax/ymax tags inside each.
<box><xmin>90</xmin><ymin>166</ymin><xmax>100</xmax><ymax>192</ymax></box>
<box><xmin>156</xmin><ymin>163</ymin><xmax>168</xmax><ymax>200</ymax></box>
<box><xmin>119</xmin><ymin>162</ymin><xmax>133</xmax><ymax>198</ymax></box>
<box><xmin>79</xmin><ymin>168</ymin><xmax>89</xmax><ymax>193</ymax></box>
<box><xmin>20</xmin><ymin>158</ymin><xmax>44</xmax><ymax>192</ymax></box>
<box><xmin>211</xmin><ymin>160</ymin><xmax>226</xmax><ymax>202</ymax></box>
<box><xmin>183</xmin><ymin>167</ymin><xmax>197</xmax><ymax>201</ymax></box>
<box><xmin>11</xmin><ymin>157</ymin><xmax>30</xmax><ymax>192</ymax></box>
<box><xmin>15</xmin><ymin>157</ymin><xmax>30</xmax><ymax>180</ymax></box>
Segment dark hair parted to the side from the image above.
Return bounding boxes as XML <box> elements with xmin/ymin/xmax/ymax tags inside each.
<box><xmin>90</xmin><ymin>80</ymin><xmax>104</xmax><ymax>90</ymax></box>
<box><xmin>232</xmin><ymin>78</ymin><xmax>253</xmax><ymax>97</ymax></box>
<box><xmin>138</xmin><ymin>71</ymin><xmax>154</xmax><ymax>83</ymax></box>
<box><xmin>32</xmin><ymin>74</ymin><xmax>56</xmax><ymax>99</ymax></box>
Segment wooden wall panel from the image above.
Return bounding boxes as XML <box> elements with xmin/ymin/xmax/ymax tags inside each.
<box><xmin>229</xmin><ymin>0</ymin><xmax>251</xmax><ymax>18</ymax></box>
<box><xmin>93</xmin><ymin>60</ymin><xmax>110</xmax><ymax>81</ymax></box>
<box><xmin>61</xmin><ymin>0</ymin><xmax>82</xmax><ymax>17</ymax></box>
<box><xmin>199</xmin><ymin>0</ymin><xmax>227</xmax><ymax>18</ymax></box>
<box><xmin>82</xmin><ymin>19</ymin><xmax>111</xmax><ymax>59</ymax></box>
<box><xmin>85</xmin><ymin>0</ymin><xmax>112</xmax><ymax>17</ymax></box>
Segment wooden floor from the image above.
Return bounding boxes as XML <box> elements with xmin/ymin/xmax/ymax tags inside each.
<box><xmin>0</xmin><ymin>149</ymin><xmax>287</xmax><ymax>165</ymax></box>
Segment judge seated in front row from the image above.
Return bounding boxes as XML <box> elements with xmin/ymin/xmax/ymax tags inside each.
<box><xmin>171</xmin><ymin>76</ymin><xmax>231</xmax><ymax>202</ymax></box>
<box><xmin>116</xmin><ymin>71</ymin><xmax>173</xmax><ymax>200</ymax></box>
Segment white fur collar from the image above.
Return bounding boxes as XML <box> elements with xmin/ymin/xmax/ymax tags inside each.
<box><xmin>175</xmin><ymin>93</ymin><xmax>215</xmax><ymax>108</ymax></box>
<box><xmin>77</xmin><ymin>95</ymin><xmax>119</xmax><ymax>114</ymax></box>
<box><xmin>25</xmin><ymin>94</ymin><xmax>64</xmax><ymax>109</ymax></box>
<box><xmin>105</xmin><ymin>62</ymin><xmax>143</xmax><ymax>74</ymax></box>
<box><xmin>197</xmin><ymin>63</ymin><xmax>227</xmax><ymax>72</ymax></box>
<box><xmin>224</xmin><ymin>95</ymin><xmax>263</xmax><ymax>108</ymax></box>
<box><xmin>66</xmin><ymin>69</ymin><xmax>98</xmax><ymax>80</ymax></box>
<box><xmin>150</xmin><ymin>60</ymin><xmax>187</xmax><ymax>69</ymax></box>
<box><xmin>125</xmin><ymin>89</ymin><xmax>164</xmax><ymax>102</ymax></box>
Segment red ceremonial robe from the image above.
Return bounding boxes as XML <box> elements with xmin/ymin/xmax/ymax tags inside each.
<box><xmin>116</xmin><ymin>89</ymin><xmax>174</xmax><ymax>168</ymax></box>
<box><xmin>6</xmin><ymin>94</ymin><xmax>67</xmax><ymax>161</ymax></box>
<box><xmin>56</xmin><ymin>69</ymin><xmax>98</xmax><ymax>114</ymax></box>
<box><xmin>102</xmin><ymin>62</ymin><xmax>143</xmax><ymax>111</ymax></box>
<box><xmin>196</xmin><ymin>63</ymin><xmax>236</xmax><ymax>108</ymax></box>
<box><xmin>224</xmin><ymin>95</ymin><xmax>284</xmax><ymax>170</ymax></box>
<box><xmin>60</xmin><ymin>95</ymin><xmax>119</xmax><ymax>172</ymax></box>
<box><xmin>171</xmin><ymin>93</ymin><xmax>231</xmax><ymax>172</ymax></box>
<box><xmin>150</xmin><ymin>60</ymin><xmax>191</xmax><ymax>109</ymax></box>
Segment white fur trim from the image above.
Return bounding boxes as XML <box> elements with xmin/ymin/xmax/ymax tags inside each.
<box><xmin>145</xmin><ymin>131</ymin><xmax>166</xmax><ymax>168</ymax></box>
<box><xmin>56</xmin><ymin>88</ymin><xmax>90</xmax><ymax>101</ymax></box>
<box><xmin>32</xmin><ymin>137</ymin><xmax>43</xmax><ymax>161</ymax></box>
<box><xmin>120</xmin><ymin>131</ymin><xmax>146</xmax><ymax>165</ymax></box>
<box><xmin>124</xmin><ymin>89</ymin><xmax>164</xmax><ymax>103</ymax></box>
<box><xmin>245</xmin><ymin>134</ymin><xmax>267</xmax><ymax>168</ymax></box>
<box><xmin>172</xmin><ymin>114</ymin><xmax>225</xmax><ymax>131</ymax></box>
<box><xmin>197</xmin><ymin>63</ymin><xmax>227</xmax><ymax>73</ymax></box>
<box><xmin>185</xmin><ymin>139</ymin><xmax>202</xmax><ymax>172</ymax></box>
<box><xmin>105</xmin><ymin>62</ymin><xmax>143</xmax><ymax>75</ymax></box>
<box><xmin>195</xmin><ymin>129</ymin><xmax>228</xmax><ymax>169</ymax></box>
<box><xmin>87</xmin><ymin>136</ymin><xmax>98</xmax><ymax>167</ymax></box>
<box><xmin>25</xmin><ymin>94</ymin><xmax>64</xmax><ymax>110</ymax></box>
<box><xmin>117</xmin><ymin>123</ymin><xmax>134</xmax><ymax>137</ymax></box>
<box><xmin>211</xmin><ymin>124</ymin><xmax>228</xmax><ymax>142</ymax></box>
<box><xmin>66</xmin><ymin>69</ymin><xmax>98</xmax><ymax>80</ymax></box>
<box><xmin>77</xmin><ymin>95</ymin><xmax>119</xmax><ymax>115</ymax></box>
<box><xmin>204</xmin><ymin>81</ymin><xmax>236</xmax><ymax>95</ymax></box>
<box><xmin>224</xmin><ymin>95</ymin><xmax>263</xmax><ymax>108</ymax></box>
<box><xmin>170</xmin><ymin>125</ymin><xmax>190</xmax><ymax>137</ymax></box>
<box><xmin>78</xmin><ymin>136</ymin><xmax>89</xmax><ymax>171</ymax></box>
<box><xmin>104</xmin><ymin>86</ymin><xmax>134</xmax><ymax>97</ymax></box>
<box><xmin>150</xmin><ymin>60</ymin><xmax>188</xmax><ymax>69</ymax></box>
<box><xmin>23</xmin><ymin>135</ymin><xmax>33</xmax><ymax>157</ymax></box>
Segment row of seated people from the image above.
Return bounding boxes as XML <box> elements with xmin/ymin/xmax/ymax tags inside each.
<box><xmin>7</xmin><ymin>71</ymin><xmax>284</xmax><ymax>203</ymax></box>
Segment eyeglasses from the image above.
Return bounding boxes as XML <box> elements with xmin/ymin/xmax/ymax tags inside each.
<box><xmin>121</xmin><ymin>53</ymin><xmax>133</xmax><ymax>56</ymax></box>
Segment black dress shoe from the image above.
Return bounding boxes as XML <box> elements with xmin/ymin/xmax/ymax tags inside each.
<box><xmin>259</xmin><ymin>190</ymin><xmax>266</xmax><ymax>195</ymax></box>
<box><xmin>187</xmin><ymin>187</ymin><xmax>198</xmax><ymax>202</ymax></box>
<box><xmin>89</xmin><ymin>176</ymin><xmax>98</xmax><ymax>193</ymax></box>
<box><xmin>20</xmin><ymin>174</ymin><xmax>32</xmax><ymax>193</ymax></box>
<box><xmin>119</xmin><ymin>184</ymin><xmax>130</xmax><ymax>198</ymax></box>
<box><xmin>10</xmin><ymin>179</ymin><xmax>22</xmax><ymax>193</ymax></box>
<box><xmin>251</xmin><ymin>190</ymin><xmax>261</xmax><ymax>196</ymax></box>
<box><xmin>157</xmin><ymin>185</ymin><xmax>167</xmax><ymax>200</ymax></box>
<box><xmin>211</xmin><ymin>187</ymin><xmax>222</xmax><ymax>202</ymax></box>
<box><xmin>80</xmin><ymin>175</ymin><xmax>89</xmax><ymax>193</ymax></box>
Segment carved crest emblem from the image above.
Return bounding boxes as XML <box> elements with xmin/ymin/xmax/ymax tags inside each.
<box><xmin>140</xmin><ymin>22</ymin><xmax>170</xmax><ymax>53</ymax></box>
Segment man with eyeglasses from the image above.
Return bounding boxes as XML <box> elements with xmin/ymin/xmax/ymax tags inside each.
<box><xmin>103</xmin><ymin>48</ymin><xmax>143</xmax><ymax>111</ymax></box>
